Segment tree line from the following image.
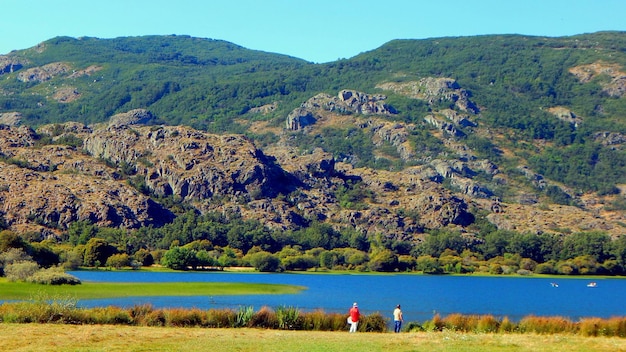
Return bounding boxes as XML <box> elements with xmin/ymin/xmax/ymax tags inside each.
<box><xmin>1</xmin><ymin>211</ymin><xmax>625</xmax><ymax>277</ymax></box>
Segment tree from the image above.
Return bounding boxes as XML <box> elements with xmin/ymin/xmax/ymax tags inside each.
<box><xmin>319</xmin><ymin>250</ymin><xmax>338</xmax><ymax>269</ymax></box>
<box><xmin>195</xmin><ymin>250</ymin><xmax>215</xmax><ymax>268</ymax></box>
<box><xmin>161</xmin><ymin>246</ymin><xmax>196</xmax><ymax>270</ymax></box>
<box><xmin>560</xmin><ymin>232</ymin><xmax>612</xmax><ymax>262</ymax></box>
<box><xmin>368</xmin><ymin>249</ymin><xmax>398</xmax><ymax>272</ymax></box>
<box><xmin>479</xmin><ymin>230</ymin><xmax>512</xmax><ymax>259</ymax></box>
<box><xmin>217</xmin><ymin>247</ymin><xmax>240</xmax><ymax>268</ymax></box>
<box><xmin>416</xmin><ymin>255</ymin><xmax>441</xmax><ymax>274</ymax></box>
<box><xmin>83</xmin><ymin>238</ymin><xmax>117</xmax><ymax>267</ymax></box>
<box><xmin>133</xmin><ymin>248</ymin><xmax>154</xmax><ymax>267</ymax></box>
<box><xmin>248</xmin><ymin>251</ymin><xmax>281</xmax><ymax>272</ymax></box>
<box><xmin>417</xmin><ymin>230</ymin><xmax>468</xmax><ymax>257</ymax></box>
<box><xmin>106</xmin><ymin>253</ymin><xmax>131</xmax><ymax>269</ymax></box>
<box><xmin>0</xmin><ymin>231</ymin><xmax>29</xmax><ymax>252</ymax></box>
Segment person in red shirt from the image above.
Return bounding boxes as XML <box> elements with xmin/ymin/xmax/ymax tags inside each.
<box><xmin>348</xmin><ymin>302</ymin><xmax>360</xmax><ymax>332</ymax></box>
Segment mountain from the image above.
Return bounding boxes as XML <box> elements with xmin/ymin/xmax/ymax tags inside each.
<box><xmin>1</xmin><ymin>33</ymin><xmax>626</xmax><ymax>258</ymax></box>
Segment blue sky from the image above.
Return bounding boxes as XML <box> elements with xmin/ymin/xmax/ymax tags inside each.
<box><xmin>2</xmin><ymin>0</ymin><xmax>626</xmax><ymax>63</ymax></box>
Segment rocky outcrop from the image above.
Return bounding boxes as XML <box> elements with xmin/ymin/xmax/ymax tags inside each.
<box><xmin>547</xmin><ymin>106</ymin><xmax>582</xmax><ymax>127</ymax></box>
<box><xmin>377</xmin><ymin>78</ymin><xmax>480</xmax><ymax>114</ymax></box>
<box><xmin>286</xmin><ymin>90</ymin><xmax>396</xmax><ymax>130</ymax></box>
<box><xmin>52</xmin><ymin>86</ymin><xmax>81</xmax><ymax>103</ymax></box>
<box><xmin>569</xmin><ymin>61</ymin><xmax>626</xmax><ymax>97</ymax></box>
<box><xmin>108</xmin><ymin>109</ymin><xmax>156</xmax><ymax>127</ymax></box>
<box><xmin>0</xmin><ymin>125</ymin><xmax>173</xmax><ymax>235</ymax></box>
<box><xmin>0</xmin><ymin>112</ymin><xmax>22</xmax><ymax>126</ymax></box>
<box><xmin>424</xmin><ymin>114</ymin><xmax>465</xmax><ymax>137</ymax></box>
<box><xmin>594</xmin><ymin>131</ymin><xmax>626</xmax><ymax>148</ymax></box>
<box><xmin>17</xmin><ymin>62</ymin><xmax>71</xmax><ymax>82</ymax></box>
<box><xmin>0</xmin><ymin>56</ymin><xmax>25</xmax><ymax>74</ymax></box>
<box><xmin>83</xmin><ymin>124</ymin><xmax>284</xmax><ymax>201</ymax></box>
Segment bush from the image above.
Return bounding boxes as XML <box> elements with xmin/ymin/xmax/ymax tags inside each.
<box><xmin>359</xmin><ymin>312</ymin><xmax>388</xmax><ymax>332</ymax></box>
<box><xmin>249</xmin><ymin>306</ymin><xmax>278</xmax><ymax>329</ymax></box>
<box><xmin>276</xmin><ymin>305</ymin><xmax>301</xmax><ymax>330</ymax></box>
<box><xmin>248</xmin><ymin>251</ymin><xmax>282</xmax><ymax>272</ymax></box>
<box><xmin>518</xmin><ymin>315</ymin><xmax>576</xmax><ymax>334</ymax></box>
<box><xmin>106</xmin><ymin>253</ymin><xmax>131</xmax><ymax>269</ymax></box>
<box><xmin>205</xmin><ymin>308</ymin><xmax>236</xmax><ymax>328</ymax></box>
<box><xmin>165</xmin><ymin>308</ymin><xmax>204</xmax><ymax>327</ymax></box>
<box><xmin>4</xmin><ymin>261</ymin><xmax>39</xmax><ymax>281</ymax></box>
<box><xmin>26</xmin><ymin>267</ymin><xmax>81</xmax><ymax>285</ymax></box>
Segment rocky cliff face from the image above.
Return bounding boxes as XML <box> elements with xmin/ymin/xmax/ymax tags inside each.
<box><xmin>1</xmin><ymin>80</ymin><xmax>624</xmax><ymax>241</ymax></box>
<box><xmin>0</xmin><ymin>109</ymin><xmax>478</xmax><ymax>241</ymax></box>
<box><xmin>0</xmin><ymin>125</ymin><xmax>173</xmax><ymax>237</ymax></box>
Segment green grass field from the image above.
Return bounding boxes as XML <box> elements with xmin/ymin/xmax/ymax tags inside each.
<box><xmin>0</xmin><ymin>277</ymin><xmax>304</xmax><ymax>300</ymax></box>
<box><xmin>1</xmin><ymin>324</ymin><xmax>625</xmax><ymax>352</ymax></box>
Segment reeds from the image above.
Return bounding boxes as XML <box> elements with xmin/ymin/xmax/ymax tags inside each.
<box><xmin>1</xmin><ymin>299</ymin><xmax>625</xmax><ymax>336</ymax></box>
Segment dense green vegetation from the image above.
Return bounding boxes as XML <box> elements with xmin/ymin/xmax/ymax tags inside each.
<box><xmin>2</xmin><ymin>210</ymin><xmax>626</xmax><ymax>277</ymax></box>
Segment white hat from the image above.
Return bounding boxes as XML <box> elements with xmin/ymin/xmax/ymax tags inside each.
<box><xmin>353</xmin><ymin>302</ymin><xmax>358</xmax><ymax>307</ymax></box>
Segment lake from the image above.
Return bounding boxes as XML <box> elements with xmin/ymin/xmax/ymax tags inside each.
<box><xmin>68</xmin><ymin>271</ymin><xmax>626</xmax><ymax>323</ymax></box>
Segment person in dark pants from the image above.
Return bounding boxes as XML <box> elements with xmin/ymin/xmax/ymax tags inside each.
<box><xmin>393</xmin><ymin>304</ymin><xmax>403</xmax><ymax>333</ymax></box>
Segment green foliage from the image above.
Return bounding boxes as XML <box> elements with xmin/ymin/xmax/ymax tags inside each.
<box><xmin>3</xmin><ymin>261</ymin><xmax>39</xmax><ymax>281</ymax></box>
<box><xmin>529</xmin><ymin>143</ymin><xmax>626</xmax><ymax>194</ymax></box>
<box><xmin>25</xmin><ymin>267</ymin><xmax>81</xmax><ymax>285</ymax></box>
<box><xmin>161</xmin><ymin>246</ymin><xmax>196</xmax><ymax>270</ymax></box>
<box><xmin>105</xmin><ymin>253</ymin><xmax>131</xmax><ymax>269</ymax></box>
<box><xmin>82</xmin><ymin>238</ymin><xmax>117</xmax><ymax>267</ymax></box>
<box><xmin>247</xmin><ymin>251</ymin><xmax>281</xmax><ymax>272</ymax></box>
<box><xmin>276</xmin><ymin>305</ymin><xmax>301</xmax><ymax>330</ymax></box>
<box><xmin>235</xmin><ymin>306</ymin><xmax>255</xmax><ymax>328</ymax></box>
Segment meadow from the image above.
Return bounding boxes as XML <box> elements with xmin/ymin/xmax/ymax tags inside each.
<box><xmin>0</xmin><ymin>277</ymin><xmax>303</xmax><ymax>300</ymax></box>
<box><xmin>2</xmin><ymin>324</ymin><xmax>626</xmax><ymax>352</ymax></box>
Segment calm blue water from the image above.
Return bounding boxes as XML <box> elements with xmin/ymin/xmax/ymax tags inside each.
<box><xmin>62</xmin><ymin>271</ymin><xmax>626</xmax><ymax>323</ymax></box>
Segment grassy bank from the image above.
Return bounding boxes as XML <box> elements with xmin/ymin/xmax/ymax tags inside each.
<box><xmin>0</xmin><ymin>278</ymin><xmax>303</xmax><ymax>300</ymax></box>
<box><xmin>1</xmin><ymin>324</ymin><xmax>625</xmax><ymax>352</ymax></box>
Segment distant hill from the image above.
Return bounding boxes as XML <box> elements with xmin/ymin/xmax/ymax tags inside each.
<box><xmin>1</xmin><ymin>32</ymin><xmax>626</xmax><ymax>272</ymax></box>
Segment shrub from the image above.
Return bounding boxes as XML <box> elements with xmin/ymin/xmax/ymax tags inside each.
<box><xmin>498</xmin><ymin>316</ymin><xmax>516</xmax><ymax>332</ymax></box>
<box><xmin>422</xmin><ymin>313</ymin><xmax>445</xmax><ymax>331</ymax></box>
<box><xmin>4</xmin><ymin>261</ymin><xmax>39</xmax><ymax>281</ymax></box>
<box><xmin>235</xmin><ymin>306</ymin><xmax>255</xmax><ymax>327</ymax></box>
<box><xmin>205</xmin><ymin>308</ymin><xmax>236</xmax><ymax>328</ymax></box>
<box><xmin>144</xmin><ymin>309</ymin><xmax>167</xmax><ymax>326</ymax></box>
<box><xmin>89</xmin><ymin>306</ymin><xmax>132</xmax><ymax>325</ymax></box>
<box><xmin>359</xmin><ymin>312</ymin><xmax>388</xmax><ymax>332</ymax></box>
<box><xmin>166</xmin><ymin>307</ymin><xmax>204</xmax><ymax>327</ymax></box>
<box><xmin>518</xmin><ymin>315</ymin><xmax>576</xmax><ymax>334</ymax></box>
<box><xmin>301</xmin><ymin>309</ymin><xmax>332</xmax><ymax>331</ymax></box>
<box><xmin>476</xmin><ymin>315</ymin><xmax>500</xmax><ymax>333</ymax></box>
<box><xmin>404</xmin><ymin>321</ymin><xmax>425</xmax><ymax>332</ymax></box>
<box><xmin>249</xmin><ymin>306</ymin><xmax>277</xmax><ymax>329</ymax></box>
<box><xmin>26</xmin><ymin>267</ymin><xmax>81</xmax><ymax>285</ymax></box>
<box><xmin>276</xmin><ymin>305</ymin><xmax>300</xmax><ymax>330</ymax></box>
<box><xmin>534</xmin><ymin>262</ymin><xmax>555</xmax><ymax>274</ymax></box>
<box><xmin>579</xmin><ymin>316</ymin><xmax>626</xmax><ymax>337</ymax></box>
<box><xmin>129</xmin><ymin>303</ymin><xmax>155</xmax><ymax>325</ymax></box>
<box><xmin>248</xmin><ymin>251</ymin><xmax>282</xmax><ymax>272</ymax></box>
<box><xmin>106</xmin><ymin>253</ymin><xmax>131</xmax><ymax>269</ymax></box>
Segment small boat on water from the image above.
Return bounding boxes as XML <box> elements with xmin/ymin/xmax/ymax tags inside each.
<box><xmin>587</xmin><ymin>282</ymin><xmax>597</xmax><ymax>288</ymax></box>
<box><xmin>550</xmin><ymin>282</ymin><xmax>559</xmax><ymax>287</ymax></box>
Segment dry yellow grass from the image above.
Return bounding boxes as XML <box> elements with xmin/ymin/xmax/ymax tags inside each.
<box><xmin>2</xmin><ymin>324</ymin><xmax>626</xmax><ymax>352</ymax></box>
